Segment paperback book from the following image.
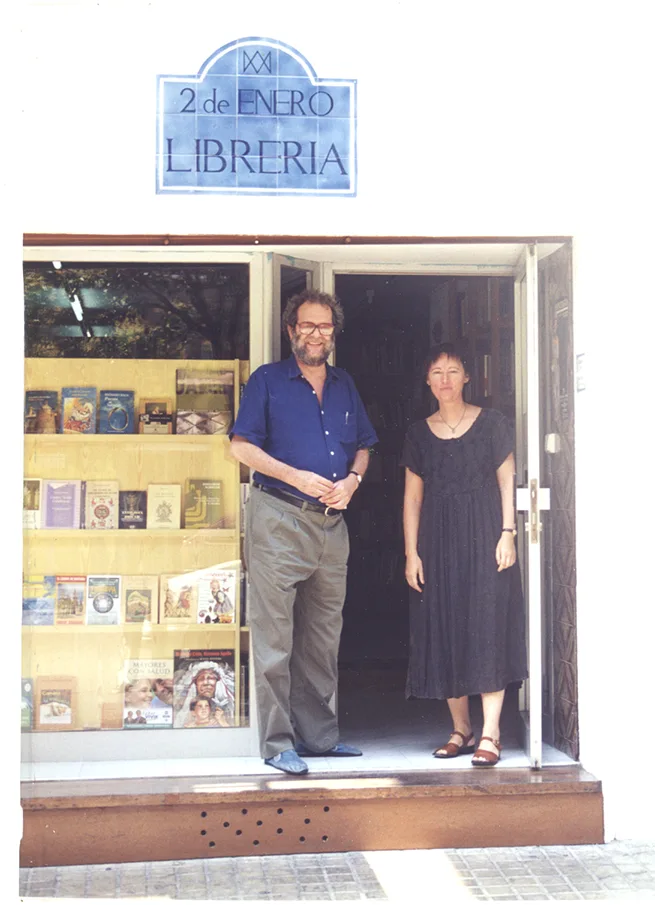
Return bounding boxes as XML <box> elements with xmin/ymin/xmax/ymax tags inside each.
<box><xmin>21</xmin><ymin>678</ymin><xmax>34</xmax><ymax>731</ymax></box>
<box><xmin>34</xmin><ymin>675</ymin><xmax>77</xmax><ymax>731</ymax></box>
<box><xmin>183</xmin><ymin>479</ymin><xmax>223</xmax><ymax>529</ymax></box>
<box><xmin>22</xmin><ymin>574</ymin><xmax>56</xmax><ymax>626</ymax></box>
<box><xmin>118</xmin><ymin>491</ymin><xmax>147</xmax><ymax>529</ymax></box>
<box><xmin>85</xmin><ymin>575</ymin><xmax>121</xmax><ymax>625</ymax></box>
<box><xmin>54</xmin><ymin>574</ymin><xmax>86</xmax><ymax>625</ymax></box>
<box><xmin>61</xmin><ymin>387</ymin><xmax>97</xmax><ymax>434</ymax></box>
<box><xmin>146</xmin><ymin>484</ymin><xmax>181</xmax><ymax>529</ymax></box>
<box><xmin>197</xmin><ymin>567</ymin><xmax>237</xmax><ymax>625</ymax></box>
<box><xmin>98</xmin><ymin>390</ymin><xmax>135</xmax><ymax>434</ymax></box>
<box><xmin>138</xmin><ymin>398</ymin><xmax>173</xmax><ymax>435</ymax></box>
<box><xmin>84</xmin><ymin>480</ymin><xmax>119</xmax><ymax>529</ymax></box>
<box><xmin>172</xmin><ymin>649</ymin><xmax>236</xmax><ymax>728</ymax></box>
<box><xmin>123</xmin><ymin>659</ymin><xmax>174</xmax><ymax>728</ymax></box>
<box><xmin>24</xmin><ymin>390</ymin><xmax>58</xmax><ymax>433</ymax></box>
<box><xmin>41</xmin><ymin>480</ymin><xmax>82</xmax><ymax>529</ymax></box>
<box><xmin>23</xmin><ymin>478</ymin><xmax>42</xmax><ymax>529</ymax></box>
<box><xmin>121</xmin><ymin>575</ymin><xmax>158</xmax><ymax>624</ymax></box>
<box><xmin>159</xmin><ymin>573</ymin><xmax>198</xmax><ymax>624</ymax></box>
<box><xmin>175</xmin><ymin>368</ymin><xmax>234</xmax><ymax>435</ymax></box>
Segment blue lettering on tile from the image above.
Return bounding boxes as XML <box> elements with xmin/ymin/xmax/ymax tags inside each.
<box><xmin>156</xmin><ymin>37</ymin><xmax>356</xmax><ymax>196</ymax></box>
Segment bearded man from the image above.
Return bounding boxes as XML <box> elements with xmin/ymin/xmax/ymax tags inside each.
<box><xmin>230</xmin><ymin>289</ymin><xmax>378</xmax><ymax>774</ymax></box>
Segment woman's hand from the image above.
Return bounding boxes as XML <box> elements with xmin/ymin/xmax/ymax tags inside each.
<box><xmin>405</xmin><ymin>552</ymin><xmax>424</xmax><ymax>591</ymax></box>
<box><xmin>496</xmin><ymin>533</ymin><xmax>517</xmax><ymax>571</ymax></box>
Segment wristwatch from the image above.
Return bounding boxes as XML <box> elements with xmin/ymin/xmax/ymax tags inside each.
<box><xmin>501</xmin><ymin>527</ymin><xmax>517</xmax><ymax>536</ymax></box>
<box><xmin>349</xmin><ymin>470</ymin><xmax>362</xmax><ymax>485</ymax></box>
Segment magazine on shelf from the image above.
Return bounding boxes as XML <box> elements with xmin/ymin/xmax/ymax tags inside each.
<box><xmin>197</xmin><ymin>567</ymin><xmax>237</xmax><ymax>625</ymax></box>
<box><xmin>85</xmin><ymin>575</ymin><xmax>121</xmax><ymax>625</ymax></box>
<box><xmin>146</xmin><ymin>484</ymin><xmax>181</xmax><ymax>529</ymax></box>
<box><xmin>182</xmin><ymin>479</ymin><xmax>223</xmax><ymax>529</ymax></box>
<box><xmin>84</xmin><ymin>480</ymin><xmax>119</xmax><ymax>529</ymax></box>
<box><xmin>22</xmin><ymin>574</ymin><xmax>56</xmax><ymax>626</ymax></box>
<box><xmin>21</xmin><ymin>678</ymin><xmax>34</xmax><ymax>731</ymax></box>
<box><xmin>172</xmin><ymin>648</ymin><xmax>236</xmax><ymax>728</ymax></box>
<box><xmin>54</xmin><ymin>574</ymin><xmax>86</xmax><ymax>625</ymax></box>
<box><xmin>41</xmin><ymin>479</ymin><xmax>83</xmax><ymax>529</ymax></box>
<box><xmin>24</xmin><ymin>390</ymin><xmax>58</xmax><ymax>433</ymax></box>
<box><xmin>34</xmin><ymin>675</ymin><xmax>77</xmax><ymax>731</ymax></box>
<box><xmin>121</xmin><ymin>575</ymin><xmax>158</xmax><ymax>623</ymax></box>
<box><xmin>159</xmin><ymin>573</ymin><xmax>198</xmax><ymax>624</ymax></box>
<box><xmin>122</xmin><ymin>659</ymin><xmax>174</xmax><ymax>728</ymax></box>
<box><xmin>23</xmin><ymin>478</ymin><xmax>42</xmax><ymax>529</ymax></box>
<box><xmin>138</xmin><ymin>398</ymin><xmax>173</xmax><ymax>434</ymax></box>
<box><xmin>98</xmin><ymin>390</ymin><xmax>135</xmax><ymax>434</ymax></box>
<box><xmin>118</xmin><ymin>490</ymin><xmax>147</xmax><ymax>529</ymax></box>
<box><xmin>175</xmin><ymin>368</ymin><xmax>234</xmax><ymax>435</ymax></box>
<box><xmin>61</xmin><ymin>387</ymin><xmax>97</xmax><ymax>434</ymax></box>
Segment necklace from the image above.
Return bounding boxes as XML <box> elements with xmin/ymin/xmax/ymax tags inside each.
<box><xmin>438</xmin><ymin>403</ymin><xmax>467</xmax><ymax>436</ymax></box>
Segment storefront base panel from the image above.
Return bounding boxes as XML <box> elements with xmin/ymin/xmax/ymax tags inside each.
<box><xmin>21</xmin><ymin>766</ymin><xmax>603</xmax><ymax>866</ymax></box>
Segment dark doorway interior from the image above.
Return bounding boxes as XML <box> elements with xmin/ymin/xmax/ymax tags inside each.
<box><xmin>335</xmin><ymin>272</ymin><xmax>517</xmax><ymax>667</ymax></box>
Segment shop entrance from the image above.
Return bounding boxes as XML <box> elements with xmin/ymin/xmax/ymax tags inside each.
<box><xmin>268</xmin><ymin>242</ymin><xmax>578</xmax><ymax>769</ymax></box>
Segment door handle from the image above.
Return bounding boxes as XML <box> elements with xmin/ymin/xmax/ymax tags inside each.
<box><xmin>516</xmin><ymin>483</ymin><xmax>551</xmax><ymax>544</ymax></box>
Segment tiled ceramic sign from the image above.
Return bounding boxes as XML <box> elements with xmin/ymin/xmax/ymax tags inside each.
<box><xmin>157</xmin><ymin>37</ymin><xmax>356</xmax><ymax>196</ymax></box>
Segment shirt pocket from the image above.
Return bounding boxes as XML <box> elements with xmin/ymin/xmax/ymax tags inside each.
<box><xmin>337</xmin><ymin>410</ymin><xmax>357</xmax><ymax>447</ymax></box>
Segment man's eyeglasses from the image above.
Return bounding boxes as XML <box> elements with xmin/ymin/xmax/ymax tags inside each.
<box><xmin>296</xmin><ymin>322</ymin><xmax>335</xmax><ymax>337</ymax></box>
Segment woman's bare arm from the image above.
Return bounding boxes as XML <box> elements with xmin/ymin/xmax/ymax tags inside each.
<box><xmin>403</xmin><ymin>468</ymin><xmax>425</xmax><ymax>590</ymax></box>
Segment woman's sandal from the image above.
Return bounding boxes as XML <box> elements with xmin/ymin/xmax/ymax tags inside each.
<box><xmin>471</xmin><ymin>736</ymin><xmax>502</xmax><ymax>766</ymax></box>
<box><xmin>433</xmin><ymin>730</ymin><xmax>476</xmax><ymax>758</ymax></box>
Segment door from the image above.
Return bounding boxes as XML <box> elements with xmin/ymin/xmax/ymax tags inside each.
<box><xmin>514</xmin><ymin>244</ymin><xmax>550</xmax><ymax>768</ymax></box>
<box><xmin>270</xmin><ymin>254</ymin><xmax>323</xmax><ymax>361</ymax></box>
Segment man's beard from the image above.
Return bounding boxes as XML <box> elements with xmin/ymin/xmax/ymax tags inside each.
<box><xmin>290</xmin><ymin>332</ymin><xmax>335</xmax><ymax>366</ymax></box>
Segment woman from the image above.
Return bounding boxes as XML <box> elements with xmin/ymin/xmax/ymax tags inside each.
<box><xmin>402</xmin><ymin>343</ymin><xmax>527</xmax><ymax>766</ymax></box>
<box><xmin>124</xmin><ymin>676</ymin><xmax>154</xmax><ymax>709</ymax></box>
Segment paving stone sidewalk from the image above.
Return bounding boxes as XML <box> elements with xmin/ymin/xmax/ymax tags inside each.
<box><xmin>18</xmin><ymin>841</ymin><xmax>655</xmax><ymax>901</ymax></box>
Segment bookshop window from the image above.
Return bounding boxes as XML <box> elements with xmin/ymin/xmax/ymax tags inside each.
<box><xmin>24</xmin><ymin>263</ymin><xmax>249</xmax><ymax>360</ymax></box>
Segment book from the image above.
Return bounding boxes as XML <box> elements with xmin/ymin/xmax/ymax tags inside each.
<box><xmin>183</xmin><ymin>479</ymin><xmax>223</xmax><ymax>529</ymax></box>
<box><xmin>98</xmin><ymin>390</ymin><xmax>135</xmax><ymax>434</ymax></box>
<box><xmin>239</xmin><ymin>660</ymin><xmax>249</xmax><ymax>727</ymax></box>
<box><xmin>34</xmin><ymin>675</ymin><xmax>77</xmax><ymax>731</ymax></box>
<box><xmin>121</xmin><ymin>575</ymin><xmax>158</xmax><ymax>624</ymax></box>
<box><xmin>146</xmin><ymin>484</ymin><xmax>181</xmax><ymax>529</ymax></box>
<box><xmin>85</xmin><ymin>575</ymin><xmax>121</xmax><ymax>625</ymax></box>
<box><xmin>175</xmin><ymin>368</ymin><xmax>234</xmax><ymax>435</ymax></box>
<box><xmin>22</xmin><ymin>574</ymin><xmax>56</xmax><ymax>625</ymax></box>
<box><xmin>23</xmin><ymin>478</ymin><xmax>42</xmax><ymax>529</ymax></box>
<box><xmin>122</xmin><ymin>659</ymin><xmax>174</xmax><ymax>728</ymax></box>
<box><xmin>138</xmin><ymin>397</ymin><xmax>173</xmax><ymax>435</ymax></box>
<box><xmin>172</xmin><ymin>649</ymin><xmax>236</xmax><ymax>728</ymax></box>
<box><xmin>197</xmin><ymin>567</ymin><xmax>237</xmax><ymax>625</ymax></box>
<box><xmin>54</xmin><ymin>574</ymin><xmax>86</xmax><ymax>625</ymax></box>
<box><xmin>24</xmin><ymin>390</ymin><xmax>58</xmax><ymax>433</ymax></box>
<box><xmin>100</xmin><ymin>702</ymin><xmax>123</xmax><ymax>730</ymax></box>
<box><xmin>84</xmin><ymin>480</ymin><xmax>119</xmax><ymax>529</ymax></box>
<box><xmin>159</xmin><ymin>573</ymin><xmax>198</xmax><ymax>624</ymax></box>
<box><xmin>118</xmin><ymin>491</ymin><xmax>147</xmax><ymax>529</ymax></box>
<box><xmin>21</xmin><ymin>678</ymin><xmax>34</xmax><ymax>731</ymax></box>
<box><xmin>41</xmin><ymin>479</ymin><xmax>82</xmax><ymax>529</ymax></box>
<box><xmin>61</xmin><ymin>387</ymin><xmax>97</xmax><ymax>434</ymax></box>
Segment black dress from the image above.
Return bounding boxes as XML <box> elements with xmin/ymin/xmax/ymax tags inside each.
<box><xmin>401</xmin><ymin>409</ymin><xmax>528</xmax><ymax>700</ymax></box>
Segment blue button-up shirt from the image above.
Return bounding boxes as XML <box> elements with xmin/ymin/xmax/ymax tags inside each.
<box><xmin>231</xmin><ymin>357</ymin><xmax>378</xmax><ymax>502</ymax></box>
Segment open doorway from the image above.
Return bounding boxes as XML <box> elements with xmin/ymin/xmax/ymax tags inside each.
<box><xmin>332</xmin><ymin>272</ymin><xmax>534</xmax><ymax>768</ymax></box>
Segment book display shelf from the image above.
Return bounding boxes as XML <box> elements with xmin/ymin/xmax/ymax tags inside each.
<box><xmin>22</xmin><ymin>358</ymin><xmax>251</xmax><ymax>741</ymax></box>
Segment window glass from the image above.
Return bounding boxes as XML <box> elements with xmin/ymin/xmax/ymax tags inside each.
<box><xmin>24</xmin><ymin>263</ymin><xmax>249</xmax><ymax>360</ymax></box>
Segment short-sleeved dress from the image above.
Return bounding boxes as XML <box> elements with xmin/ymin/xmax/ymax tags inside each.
<box><xmin>401</xmin><ymin>408</ymin><xmax>528</xmax><ymax>700</ymax></box>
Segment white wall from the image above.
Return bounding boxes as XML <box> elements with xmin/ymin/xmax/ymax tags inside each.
<box><xmin>16</xmin><ymin>0</ymin><xmax>655</xmax><ymax>841</ymax></box>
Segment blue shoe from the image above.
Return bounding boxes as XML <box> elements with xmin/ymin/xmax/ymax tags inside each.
<box><xmin>264</xmin><ymin>748</ymin><xmax>309</xmax><ymax>774</ymax></box>
<box><xmin>295</xmin><ymin>741</ymin><xmax>363</xmax><ymax>757</ymax></box>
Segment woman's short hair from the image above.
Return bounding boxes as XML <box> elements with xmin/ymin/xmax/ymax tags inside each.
<box><xmin>422</xmin><ymin>342</ymin><xmax>471</xmax><ymax>380</ymax></box>
<box><xmin>282</xmin><ymin>289</ymin><xmax>345</xmax><ymax>335</ymax></box>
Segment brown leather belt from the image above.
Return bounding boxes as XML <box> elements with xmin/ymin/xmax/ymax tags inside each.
<box><xmin>253</xmin><ymin>482</ymin><xmax>342</xmax><ymax>517</ymax></box>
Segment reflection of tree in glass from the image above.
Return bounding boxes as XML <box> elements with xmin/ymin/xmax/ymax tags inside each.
<box><xmin>24</xmin><ymin>264</ymin><xmax>249</xmax><ymax>360</ymax></box>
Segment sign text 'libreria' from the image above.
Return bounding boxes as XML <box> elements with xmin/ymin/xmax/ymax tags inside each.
<box><xmin>156</xmin><ymin>38</ymin><xmax>356</xmax><ymax>196</ymax></box>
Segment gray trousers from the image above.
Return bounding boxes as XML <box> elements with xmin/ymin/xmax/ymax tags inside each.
<box><xmin>245</xmin><ymin>486</ymin><xmax>350</xmax><ymax>758</ymax></box>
